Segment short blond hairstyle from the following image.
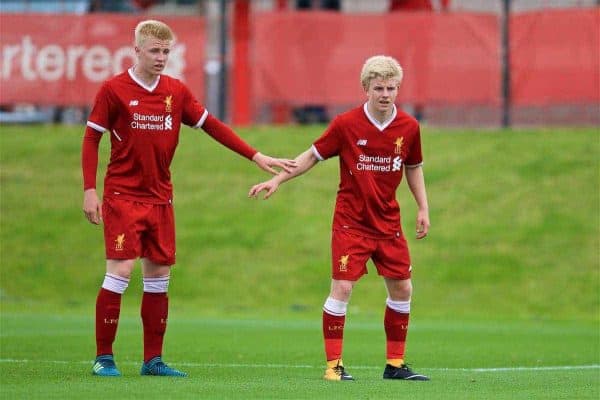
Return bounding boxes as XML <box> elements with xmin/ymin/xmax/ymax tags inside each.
<box><xmin>134</xmin><ymin>20</ymin><xmax>174</xmax><ymax>47</ymax></box>
<box><xmin>360</xmin><ymin>55</ymin><xmax>403</xmax><ymax>91</ymax></box>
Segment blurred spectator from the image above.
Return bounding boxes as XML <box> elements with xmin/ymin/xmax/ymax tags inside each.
<box><xmin>293</xmin><ymin>0</ymin><xmax>341</xmax><ymax>124</ymax></box>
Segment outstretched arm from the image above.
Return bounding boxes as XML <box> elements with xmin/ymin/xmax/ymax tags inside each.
<box><xmin>248</xmin><ymin>148</ymin><xmax>318</xmax><ymax>199</ymax></box>
<box><xmin>201</xmin><ymin>114</ymin><xmax>296</xmax><ymax>174</ymax></box>
<box><xmin>252</xmin><ymin>152</ymin><xmax>297</xmax><ymax>175</ymax></box>
<box><xmin>405</xmin><ymin>165</ymin><xmax>430</xmax><ymax>239</ymax></box>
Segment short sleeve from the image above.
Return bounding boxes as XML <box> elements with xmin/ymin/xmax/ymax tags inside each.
<box><xmin>312</xmin><ymin>117</ymin><xmax>343</xmax><ymax>160</ymax></box>
<box><xmin>87</xmin><ymin>82</ymin><xmax>113</xmax><ymax>132</ymax></box>
<box><xmin>404</xmin><ymin>124</ymin><xmax>423</xmax><ymax>167</ymax></box>
<box><xmin>180</xmin><ymin>83</ymin><xmax>207</xmax><ymax>127</ymax></box>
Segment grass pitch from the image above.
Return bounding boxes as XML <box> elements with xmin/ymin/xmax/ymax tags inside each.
<box><xmin>1</xmin><ymin>312</ymin><xmax>598</xmax><ymax>399</ymax></box>
<box><xmin>0</xmin><ymin>123</ymin><xmax>598</xmax><ymax>398</ymax></box>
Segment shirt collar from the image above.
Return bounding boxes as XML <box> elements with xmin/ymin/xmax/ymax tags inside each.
<box><xmin>128</xmin><ymin>67</ymin><xmax>161</xmax><ymax>92</ymax></box>
<box><xmin>363</xmin><ymin>102</ymin><xmax>397</xmax><ymax>132</ymax></box>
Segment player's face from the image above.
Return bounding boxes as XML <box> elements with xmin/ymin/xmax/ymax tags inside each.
<box><xmin>135</xmin><ymin>37</ymin><xmax>172</xmax><ymax>78</ymax></box>
<box><xmin>366</xmin><ymin>77</ymin><xmax>399</xmax><ymax>116</ymax></box>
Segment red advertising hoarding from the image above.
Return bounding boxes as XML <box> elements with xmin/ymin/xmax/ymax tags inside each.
<box><xmin>0</xmin><ymin>14</ymin><xmax>205</xmax><ymax>106</ymax></box>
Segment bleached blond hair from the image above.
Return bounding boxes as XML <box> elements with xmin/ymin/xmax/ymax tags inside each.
<box><xmin>134</xmin><ymin>20</ymin><xmax>174</xmax><ymax>47</ymax></box>
<box><xmin>360</xmin><ymin>55</ymin><xmax>403</xmax><ymax>91</ymax></box>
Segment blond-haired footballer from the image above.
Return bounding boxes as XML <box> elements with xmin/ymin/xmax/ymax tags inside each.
<box><xmin>82</xmin><ymin>19</ymin><xmax>296</xmax><ymax>377</ymax></box>
<box><xmin>249</xmin><ymin>55</ymin><xmax>430</xmax><ymax>381</ymax></box>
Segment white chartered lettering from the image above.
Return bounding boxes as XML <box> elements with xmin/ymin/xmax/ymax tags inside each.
<box><xmin>356</xmin><ymin>153</ymin><xmax>402</xmax><ymax>173</ymax></box>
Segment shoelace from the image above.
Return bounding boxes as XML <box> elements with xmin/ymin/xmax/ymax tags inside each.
<box><xmin>333</xmin><ymin>365</ymin><xmax>346</xmax><ymax>376</ymax></box>
<box><xmin>151</xmin><ymin>361</ymin><xmax>167</xmax><ymax>373</ymax></box>
<box><xmin>98</xmin><ymin>359</ymin><xmax>116</xmax><ymax>368</ymax></box>
<box><xmin>399</xmin><ymin>363</ymin><xmax>412</xmax><ymax>371</ymax></box>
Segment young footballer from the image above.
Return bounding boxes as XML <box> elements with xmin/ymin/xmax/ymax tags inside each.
<box><xmin>249</xmin><ymin>55</ymin><xmax>430</xmax><ymax>381</ymax></box>
<box><xmin>82</xmin><ymin>19</ymin><xmax>296</xmax><ymax>377</ymax></box>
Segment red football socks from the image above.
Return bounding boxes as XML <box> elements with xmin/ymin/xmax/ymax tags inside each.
<box><xmin>141</xmin><ymin>292</ymin><xmax>168</xmax><ymax>362</ymax></box>
<box><xmin>323</xmin><ymin>310</ymin><xmax>346</xmax><ymax>361</ymax></box>
<box><xmin>384</xmin><ymin>306</ymin><xmax>410</xmax><ymax>361</ymax></box>
<box><xmin>95</xmin><ymin>288</ymin><xmax>122</xmax><ymax>356</ymax></box>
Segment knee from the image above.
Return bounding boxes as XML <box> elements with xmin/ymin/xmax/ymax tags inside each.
<box><xmin>388</xmin><ymin>280</ymin><xmax>412</xmax><ymax>301</ymax></box>
<box><xmin>106</xmin><ymin>259</ymin><xmax>135</xmax><ymax>279</ymax></box>
<box><xmin>330</xmin><ymin>280</ymin><xmax>354</xmax><ymax>302</ymax></box>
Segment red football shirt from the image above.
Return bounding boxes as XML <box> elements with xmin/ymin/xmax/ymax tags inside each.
<box><xmin>87</xmin><ymin>69</ymin><xmax>208</xmax><ymax>204</ymax></box>
<box><xmin>312</xmin><ymin>103</ymin><xmax>423</xmax><ymax>239</ymax></box>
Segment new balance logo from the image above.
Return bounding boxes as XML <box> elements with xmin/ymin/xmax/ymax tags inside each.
<box><xmin>129</xmin><ymin>100</ymin><xmax>139</xmax><ymax>106</ymax></box>
<box><xmin>357</xmin><ymin>139</ymin><xmax>368</xmax><ymax>146</ymax></box>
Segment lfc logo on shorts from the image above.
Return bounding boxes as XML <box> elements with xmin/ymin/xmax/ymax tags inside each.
<box><xmin>339</xmin><ymin>254</ymin><xmax>349</xmax><ymax>272</ymax></box>
<box><xmin>115</xmin><ymin>234</ymin><xmax>125</xmax><ymax>251</ymax></box>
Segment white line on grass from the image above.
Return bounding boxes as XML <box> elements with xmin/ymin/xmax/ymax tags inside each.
<box><xmin>0</xmin><ymin>359</ymin><xmax>598</xmax><ymax>373</ymax></box>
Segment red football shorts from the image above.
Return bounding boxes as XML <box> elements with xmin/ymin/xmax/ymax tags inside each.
<box><xmin>102</xmin><ymin>197</ymin><xmax>176</xmax><ymax>266</ymax></box>
<box><xmin>331</xmin><ymin>228</ymin><xmax>412</xmax><ymax>281</ymax></box>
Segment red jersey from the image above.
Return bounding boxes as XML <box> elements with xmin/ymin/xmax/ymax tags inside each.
<box><xmin>312</xmin><ymin>104</ymin><xmax>423</xmax><ymax>239</ymax></box>
<box><xmin>86</xmin><ymin>69</ymin><xmax>232</xmax><ymax>204</ymax></box>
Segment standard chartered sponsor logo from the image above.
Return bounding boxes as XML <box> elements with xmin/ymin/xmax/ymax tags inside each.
<box><xmin>356</xmin><ymin>153</ymin><xmax>402</xmax><ymax>172</ymax></box>
<box><xmin>130</xmin><ymin>113</ymin><xmax>173</xmax><ymax>131</ymax></box>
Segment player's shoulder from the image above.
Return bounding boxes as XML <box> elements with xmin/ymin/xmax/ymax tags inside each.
<box><xmin>395</xmin><ymin>108</ymin><xmax>419</xmax><ymax>125</ymax></box>
<box><xmin>393</xmin><ymin>108</ymin><xmax>420</xmax><ymax>132</ymax></box>
<box><xmin>334</xmin><ymin>105</ymin><xmax>366</xmax><ymax>125</ymax></box>
<box><xmin>104</xmin><ymin>70</ymin><xmax>130</xmax><ymax>85</ymax></box>
<box><xmin>98</xmin><ymin>71</ymin><xmax>131</xmax><ymax>94</ymax></box>
<box><xmin>158</xmin><ymin>74</ymin><xmax>192</xmax><ymax>96</ymax></box>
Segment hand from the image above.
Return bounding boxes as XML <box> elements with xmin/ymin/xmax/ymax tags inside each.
<box><xmin>415</xmin><ymin>209</ymin><xmax>430</xmax><ymax>239</ymax></box>
<box><xmin>248</xmin><ymin>179</ymin><xmax>280</xmax><ymax>200</ymax></box>
<box><xmin>252</xmin><ymin>152</ymin><xmax>297</xmax><ymax>175</ymax></box>
<box><xmin>83</xmin><ymin>189</ymin><xmax>102</xmax><ymax>225</ymax></box>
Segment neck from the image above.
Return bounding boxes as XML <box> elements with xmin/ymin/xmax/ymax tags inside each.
<box><xmin>367</xmin><ymin>104</ymin><xmax>393</xmax><ymax>124</ymax></box>
<box><xmin>132</xmin><ymin>65</ymin><xmax>158</xmax><ymax>86</ymax></box>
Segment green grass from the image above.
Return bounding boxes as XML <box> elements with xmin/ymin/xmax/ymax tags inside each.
<box><xmin>0</xmin><ymin>124</ymin><xmax>599</xmax><ymax>398</ymax></box>
<box><xmin>0</xmin><ymin>124</ymin><xmax>597</xmax><ymax>320</ymax></box>
<box><xmin>1</xmin><ymin>313</ymin><xmax>598</xmax><ymax>399</ymax></box>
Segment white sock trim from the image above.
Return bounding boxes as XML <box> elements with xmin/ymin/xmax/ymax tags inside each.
<box><xmin>386</xmin><ymin>298</ymin><xmax>411</xmax><ymax>313</ymax></box>
<box><xmin>143</xmin><ymin>275</ymin><xmax>170</xmax><ymax>293</ymax></box>
<box><xmin>102</xmin><ymin>273</ymin><xmax>129</xmax><ymax>294</ymax></box>
<box><xmin>323</xmin><ymin>297</ymin><xmax>348</xmax><ymax>316</ymax></box>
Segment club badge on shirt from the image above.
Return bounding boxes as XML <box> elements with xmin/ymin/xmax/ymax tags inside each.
<box><xmin>394</xmin><ymin>137</ymin><xmax>404</xmax><ymax>155</ymax></box>
<box><xmin>164</xmin><ymin>95</ymin><xmax>173</xmax><ymax>113</ymax></box>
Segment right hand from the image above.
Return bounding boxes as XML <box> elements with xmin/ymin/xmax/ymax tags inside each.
<box><xmin>248</xmin><ymin>179</ymin><xmax>280</xmax><ymax>200</ymax></box>
<box><xmin>83</xmin><ymin>189</ymin><xmax>102</xmax><ymax>224</ymax></box>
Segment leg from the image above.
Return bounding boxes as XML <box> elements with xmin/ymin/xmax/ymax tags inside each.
<box><xmin>140</xmin><ymin>258</ymin><xmax>171</xmax><ymax>363</ymax></box>
<box><xmin>322</xmin><ymin>279</ymin><xmax>355</xmax><ymax>381</ymax></box>
<box><xmin>382</xmin><ymin>278</ymin><xmax>429</xmax><ymax>380</ymax></box>
<box><xmin>139</xmin><ymin>258</ymin><xmax>186</xmax><ymax>377</ymax></box>
<box><xmin>93</xmin><ymin>259</ymin><xmax>136</xmax><ymax>376</ymax></box>
<box><xmin>383</xmin><ymin>277</ymin><xmax>412</xmax><ymax>366</ymax></box>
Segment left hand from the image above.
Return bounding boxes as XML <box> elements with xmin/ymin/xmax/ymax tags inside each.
<box><xmin>252</xmin><ymin>152</ymin><xmax>297</xmax><ymax>175</ymax></box>
<box><xmin>415</xmin><ymin>209</ymin><xmax>430</xmax><ymax>239</ymax></box>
